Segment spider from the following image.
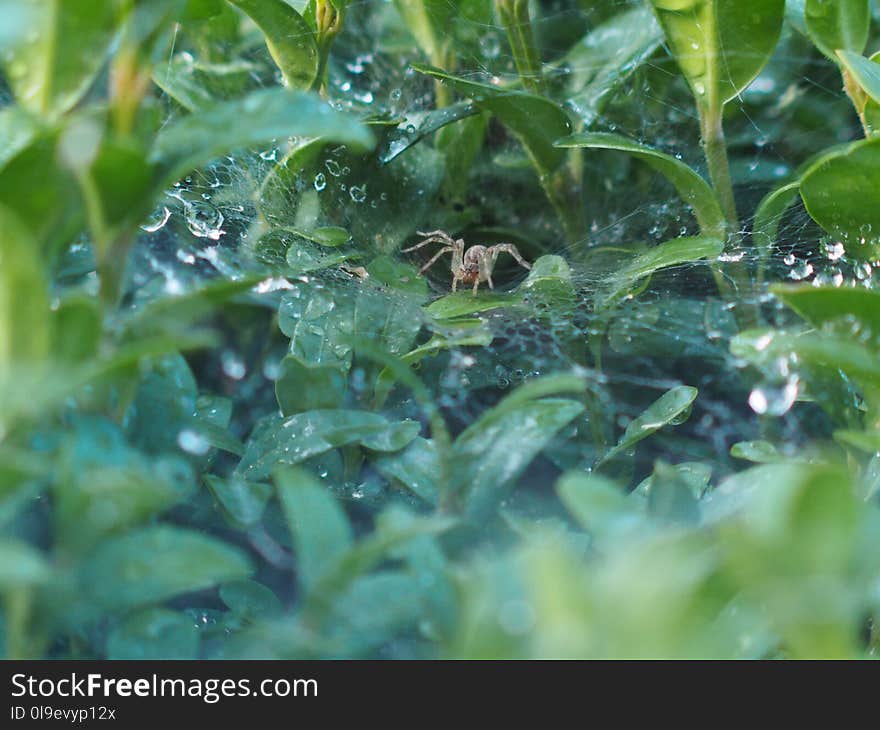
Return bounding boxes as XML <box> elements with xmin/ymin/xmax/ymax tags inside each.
<box><xmin>402</xmin><ymin>230</ymin><xmax>532</xmax><ymax>294</ymax></box>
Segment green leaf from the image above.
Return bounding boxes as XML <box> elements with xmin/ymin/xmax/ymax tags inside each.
<box><xmin>753</xmin><ymin>181</ymin><xmax>801</xmax><ymax>269</ymax></box>
<box><xmin>236</xmin><ymin>410</ymin><xmax>421</xmax><ymax>480</ymax></box>
<box><xmin>772</xmin><ymin>284</ymin><xmax>880</xmax><ymax>335</ymax></box>
<box><xmin>378</xmin><ymin>102</ymin><xmax>480</xmax><ymax>164</ymax></box>
<box><xmin>0</xmin><ymin>540</ymin><xmax>50</xmax><ymax>588</ymax></box>
<box><xmin>554</xmin><ymin>133</ymin><xmax>726</xmax><ymax>237</ymax></box>
<box><xmin>557</xmin><ymin>471</ymin><xmax>644</xmax><ymax>543</ymax></box>
<box><xmin>0</xmin><ymin>106</ymin><xmax>41</xmax><ymax>171</ymax></box>
<box><xmin>648</xmin><ymin>0</ymin><xmax>785</xmax><ymax>109</ymax></box>
<box><xmin>412</xmin><ymin>63</ymin><xmax>572</xmax><ymax>174</ymax></box>
<box><xmin>731</xmin><ymin>440</ymin><xmax>784</xmax><ymax>463</ymax></box>
<box><xmin>204</xmin><ymin>475</ymin><xmax>272</xmax><ymax>527</ymax></box>
<box><xmin>106</xmin><ymin>608</ymin><xmax>200</xmax><ymax>659</ymax></box>
<box><xmin>275</xmin><ymin>355</ymin><xmax>347</xmax><ymax>416</ymax></box>
<box><xmin>599</xmin><ymin>385</ymin><xmax>698</xmax><ymax>466</ymax></box>
<box><xmin>425</xmin><ymin>292</ymin><xmax>522</xmax><ymax>321</ymax></box>
<box><xmin>805</xmin><ymin>0</ymin><xmax>869</xmax><ymax>59</ymax></box>
<box><xmin>0</xmin><ymin>132</ymin><xmax>82</xmax><ymax>256</ymax></box>
<box><xmin>78</xmin><ymin>526</ymin><xmax>251</xmax><ymax>614</ymax></box>
<box><xmin>152</xmin><ymin>88</ymin><xmax>375</xmax><ymax>186</ymax></box>
<box><xmin>0</xmin><ymin>205</ymin><xmax>49</xmax><ymax>378</ymax></box>
<box><xmin>455</xmin><ymin>374</ymin><xmax>587</xmax><ymax>520</ymax></box>
<box><xmin>227</xmin><ymin>0</ymin><xmax>319</xmax><ymax>89</ymax></box>
<box><xmin>837</xmin><ymin>50</ymin><xmax>880</xmax><ymax>103</ymax></box>
<box><xmin>0</xmin><ymin>0</ymin><xmax>117</xmax><ymax>117</ymax></box>
<box><xmin>598</xmin><ymin>236</ymin><xmax>724</xmax><ymax>308</ymax></box>
<box><xmin>373</xmin><ymin>437</ymin><xmax>441</xmax><ymax>505</ymax></box>
<box><xmin>799</xmin><ymin>137</ymin><xmax>880</xmax><ymax>259</ymax></box>
<box><xmin>562</xmin><ymin>5</ymin><xmax>664</xmax><ymax>125</ymax></box>
<box><xmin>275</xmin><ymin>467</ymin><xmax>353</xmax><ymax>591</ymax></box>
<box><xmin>219</xmin><ymin>579</ymin><xmax>283</xmax><ymax>619</ymax></box>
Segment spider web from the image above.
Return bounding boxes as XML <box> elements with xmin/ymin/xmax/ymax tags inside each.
<box><xmin>116</xmin><ymin>0</ymin><xmax>873</xmax><ymax>513</ymax></box>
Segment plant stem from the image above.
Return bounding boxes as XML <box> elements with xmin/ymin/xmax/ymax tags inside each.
<box><xmin>497</xmin><ymin>0</ymin><xmax>545</xmax><ymax>94</ymax></box>
<box><xmin>699</xmin><ymin>108</ymin><xmax>739</xmax><ymax>232</ymax></box>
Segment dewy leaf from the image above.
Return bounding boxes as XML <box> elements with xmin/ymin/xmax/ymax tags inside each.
<box><xmin>412</xmin><ymin>64</ymin><xmax>572</xmax><ymax>173</ymax></box>
<box><xmin>0</xmin><ymin>106</ymin><xmax>40</xmax><ymax>171</ymax></box>
<box><xmin>152</xmin><ymin>88</ymin><xmax>375</xmax><ymax>186</ymax></box>
<box><xmin>599</xmin><ymin>385</ymin><xmax>699</xmax><ymax>466</ymax></box>
<box><xmin>78</xmin><ymin>526</ymin><xmax>252</xmax><ymax>614</ymax></box>
<box><xmin>554</xmin><ymin>133</ymin><xmax>726</xmax><ymax>237</ymax></box>
<box><xmin>204</xmin><ymin>474</ymin><xmax>272</xmax><ymax>527</ymax></box>
<box><xmin>0</xmin><ymin>204</ymin><xmax>50</xmax><ymax>379</ymax></box>
<box><xmin>236</xmin><ymin>410</ymin><xmax>421</xmax><ymax>480</ymax></box>
<box><xmin>227</xmin><ymin>0</ymin><xmax>319</xmax><ymax>89</ymax></box>
<box><xmin>804</xmin><ymin>0</ymin><xmax>869</xmax><ymax>60</ymax></box>
<box><xmin>275</xmin><ymin>467</ymin><xmax>353</xmax><ymax>591</ymax></box>
<box><xmin>799</xmin><ymin>137</ymin><xmax>880</xmax><ymax>259</ymax></box>
<box><xmin>0</xmin><ymin>0</ymin><xmax>117</xmax><ymax>118</ymax></box>
<box><xmin>648</xmin><ymin>0</ymin><xmax>785</xmax><ymax>109</ymax></box>
<box><xmin>563</xmin><ymin>4</ymin><xmax>664</xmax><ymax>125</ymax></box>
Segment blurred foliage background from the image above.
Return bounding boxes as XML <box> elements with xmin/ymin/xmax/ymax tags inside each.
<box><xmin>1</xmin><ymin>0</ymin><xmax>880</xmax><ymax>659</ymax></box>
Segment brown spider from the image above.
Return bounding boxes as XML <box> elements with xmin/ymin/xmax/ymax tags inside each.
<box><xmin>402</xmin><ymin>230</ymin><xmax>532</xmax><ymax>294</ymax></box>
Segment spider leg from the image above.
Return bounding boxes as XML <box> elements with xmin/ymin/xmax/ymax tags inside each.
<box><xmin>478</xmin><ymin>252</ymin><xmax>494</xmax><ymax>290</ymax></box>
<box><xmin>472</xmin><ymin>277</ymin><xmax>480</xmax><ymax>295</ymax></box>
<box><xmin>415</xmin><ymin>230</ymin><xmax>458</xmax><ymax>246</ymax></box>
<box><xmin>452</xmin><ymin>275</ymin><xmax>459</xmax><ymax>293</ymax></box>
<box><xmin>417</xmin><ymin>246</ymin><xmax>455</xmax><ymax>274</ymax></box>
<box><xmin>402</xmin><ymin>236</ymin><xmax>453</xmax><ymax>253</ymax></box>
<box><xmin>489</xmin><ymin>243</ymin><xmax>532</xmax><ymax>270</ymax></box>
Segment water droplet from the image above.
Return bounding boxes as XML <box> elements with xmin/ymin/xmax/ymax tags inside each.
<box><xmin>314</xmin><ymin>172</ymin><xmax>327</xmax><ymax>191</ymax></box>
<box><xmin>177</xmin><ymin>429</ymin><xmax>210</xmax><ymax>455</ymax></box>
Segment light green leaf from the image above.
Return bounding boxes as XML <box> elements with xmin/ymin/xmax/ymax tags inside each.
<box><xmin>731</xmin><ymin>440</ymin><xmax>784</xmax><ymax>463</ymax></box>
<box><xmin>599</xmin><ymin>385</ymin><xmax>698</xmax><ymax>466</ymax></box>
<box><xmin>275</xmin><ymin>467</ymin><xmax>353</xmax><ymax>591</ymax></box>
<box><xmin>0</xmin><ymin>0</ymin><xmax>116</xmax><ymax>117</ymax></box>
<box><xmin>0</xmin><ymin>539</ymin><xmax>50</xmax><ymax>588</ymax></box>
<box><xmin>555</xmin><ymin>133</ymin><xmax>726</xmax><ymax>237</ymax></box>
<box><xmin>227</xmin><ymin>0</ymin><xmax>319</xmax><ymax>89</ymax></box>
<box><xmin>79</xmin><ymin>526</ymin><xmax>252</xmax><ymax>613</ymax></box>
<box><xmin>0</xmin><ymin>205</ymin><xmax>49</xmax><ymax>379</ymax></box>
<box><xmin>152</xmin><ymin>88</ymin><xmax>375</xmax><ymax>185</ymax></box>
